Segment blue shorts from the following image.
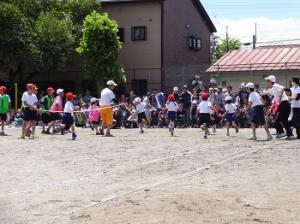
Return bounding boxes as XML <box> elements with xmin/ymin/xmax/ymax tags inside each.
<box><xmin>23</xmin><ymin>108</ymin><xmax>38</xmax><ymax>121</ymax></box>
<box><xmin>225</xmin><ymin>113</ymin><xmax>235</xmax><ymax>122</ymax></box>
<box><xmin>168</xmin><ymin>111</ymin><xmax>176</xmax><ymax>122</ymax></box>
<box><xmin>61</xmin><ymin>113</ymin><xmax>74</xmax><ymax>130</ymax></box>
<box><xmin>252</xmin><ymin>105</ymin><xmax>266</xmax><ymax>125</ymax></box>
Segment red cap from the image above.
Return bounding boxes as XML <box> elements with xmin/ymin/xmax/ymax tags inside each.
<box><xmin>168</xmin><ymin>95</ymin><xmax>175</xmax><ymax>101</ymax></box>
<box><xmin>47</xmin><ymin>87</ymin><xmax>54</xmax><ymax>93</ymax></box>
<box><xmin>201</xmin><ymin>92</ymin><xmax>209</xmax><ymax>100</ymax></box>
<box><xmin>0</xmin><ymin>86</ymin><xmax>7</xmax><ymax>93</ymax></box>
<box><xmin>66</xmin><ymin>92</ymin><xmax>74</xmax><ymax>100</ymax></box>
<box><xmin>26</xmin><ymin>83</ymin><xmax>35</xmax><ymax>90</ymax></box>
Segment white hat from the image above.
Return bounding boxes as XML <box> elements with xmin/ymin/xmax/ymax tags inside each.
<box><xmin>134</xmin><ymin>97</ymin><xmax>141</xmax><ymax>104</ymax></box>
<box><xmin>225</xmin><ymin>96</ymin><xmax>232</xmax><ymax>101</ymax></box>
<box><xmin>107</xmin><ymin>80</ymin><xmax>117</xmax><ymax>86</ymax></box>
<box><xmin>246</xmin><ymin>82</ymin><xmax>255</xmax><ymax>89</ymax></box>
<box><xmin>265</xmin><ymin>75</ymin><xmax>276</xmax><ymax>83</ymax></box>
<box><xmin>173</xmin><ymin>86</ymin><xmax>179</xmax><ymax>91</ymax></box>
<box><xmin>90</xmin><ymin>97</ymin><xmax>97</xmax><ymax>103</ymax></box>
<box><xmin>241</xmin><ymin>82</ymin><xmax>246</xmax><ymax>87</ymax></box>
<box><xmin>56</xmin><ymin>89</ymin><xmax>64</xmax><ymax>95</ymax></box>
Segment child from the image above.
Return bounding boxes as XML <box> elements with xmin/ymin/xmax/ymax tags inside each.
<box><xmin>60</xmin><ymin>92</ymin><xmax>77</xmax><ymax>140</ymax></box>
<box><xmin>223</xmin><ymin>96</ymin><xmax>239</xmax><ymax>136</ymax></box>
<box><xmin>166</xmin><ymin>95</ymin><xmax>177</xmax><ymax>136</ymax></box>
<box><xmin>190</xmin><ymin>100</ymin><xmax>198</xmax><ymax>128</ymax></box>
<box><xmin>48</xmin><ymin>89</ymin><xmax>64</xmax><ymax>134</ymax></box>
<box><xmin>21</xmin><ymin>83</ymin><xmax>38</xmax><ymax>139</ymax></box>
<box><xmin>41</xmin><ymin>87</ymin><xmax>54</xmax><ymax>134</ymax></box>
<box><xmin>134</xmin><ymin>97</ymin><xmax>146</xmax><ymax>134</ymax></box>
<box><xmin>0</xmin><ymin>86</ymin><xmax>11</xmax><ymax>135</ymax></box>
<box><xmin>88</xmin><ymin>97</ymin><xmax>101</xmax><ymax>135</ymax></box>
<box><xmin>197</xmin><ymin>92</ymin><xmax>213</xmax><ymax>139</ymax></box>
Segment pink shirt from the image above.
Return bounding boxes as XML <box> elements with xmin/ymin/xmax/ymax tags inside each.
<box><xmin>50</xmin><ymin>96</ymin><xmax>63</xmax><ymax>112</ymax></box>
<box><xmin>89</xmin><ymin>105</ymin><xmax>100</xmax><ymax>121</ymax></box>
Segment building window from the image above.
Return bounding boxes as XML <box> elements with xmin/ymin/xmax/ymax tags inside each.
<box><xmin>222</xmin><ymin>81</ymin><xmax>227</xmax><ymax>87</ymax></box>
<box><xmin>132</xmin><ymin>26</ymin><xmax>147</xmax><ymax>41</ymax></box>
<box><xmin>188</xmin><ymin>36</ymin><xmax>202</xmax><ymax>50</ymax></box>
<box><xmin>118</xmin><ymin>28</ymin><xmax>125</xmax><ymax>42</ymax></box>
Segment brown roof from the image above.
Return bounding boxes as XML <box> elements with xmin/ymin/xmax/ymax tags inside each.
<box><xmin>99</xmin><ymin>0</ymin><xmax>217</xmax><ymax>32</ymax></box>
<box><xmin>207</xmin><ymin>45</ymin><xmax>300</xmax><ymax>73</ymax></box>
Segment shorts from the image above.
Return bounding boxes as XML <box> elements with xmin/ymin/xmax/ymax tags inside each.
<box><xmin>199</xmin><ymin>113</ymin><xmax>211</xmax><ymax>126</ymax></box>
<box><xmin>252</xmin><ymin>105</ymin><xmax>266</xmax><ymax>125</ymax></box>
<box><xmin>90</xmin><ymin>120</ymin><xmax>100</xmax><ymax>125</ymax></box>
<box><xmin>23</xmin><ymin>108</ymin><xmax>38</xmax><ymax>121</ymax></box>
<box><xmin>50</xmin><ymin>112</ymin><xmax>61</xmax><ymax>121</ymax></box>
<box><xmin>100</xmin><ymin>106</ymin><xmax>113</xmax><ymax>126</ymax></box>
<box><xmin>224</xmin><ymin>113</ymin><xmax>235</xmax><ymax>122</ymax></box>
<box><xmin>138</xmin><ymin>112</ymin><xmax>146</xmax><ymax>124</ymax></box>
<box><xmin>168</xmin><ymin>111</ymin><xmax>176</xmax><ymax>122</ymax></box>
<box><xmin>0</xmin><ymin>113</ymin><xmax>7</xmax><ymax>121</ymax></box>
<box><xmin>61</xmin><ymin>113</ymin><xmax>74</xmax><ymax>130</ymax></box>
<box><xmin>41</xmin><ymin>113</ymin><xmax>51</xmax><ymax>124</ymax></box>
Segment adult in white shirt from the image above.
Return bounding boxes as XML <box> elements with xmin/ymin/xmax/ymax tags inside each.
<box><xmin>246</xmin><ymin>82</ymin><xmax>272</xmax><ymax>141</ymax></box>
<box><xmin>21</xmin><ymin>83</ymin><xmax>38</xmax><ymax>139</ymax></box>
<box><xmin>265</xmin><ymin>75</ymin><xmax>293</xmax><ymax>139</ymax></box>
<box><xmin>290</xmin><ymin>77</ymin><xmax>300</xmax><ymax>139</ymax></box>
<box><xmin>100</xmin><ymin>80</ymin><xmax>117</xmax><ymax>137</ymax></box>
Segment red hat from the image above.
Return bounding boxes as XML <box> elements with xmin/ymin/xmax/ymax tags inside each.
<box><xmin>168</xmin><ymin>94</ymin><xmax>175</xmax><ymax>101</ymax></box>
<box><xmin>0</xmin><ymin>86</ymin><xmax>7</xmax><ymax>93</ymax></box>
<box><xmin>201</xmin><ymin>92</ymin><xmax>209</xmax><ymax>100</ymax></box>
<box><xmin>66</xmin><ymin>92</ymin><xmax>74</xmax><ymax>100</ymax></box>
<box><xmin>47</xmin><ymin>87</ymin><xmax>54</xmax><ymax>93</ymax></box>
<box><xmin>26</xmin><ymin>83</ymin><xmax>35</xmax><ymax>90</ymax></box>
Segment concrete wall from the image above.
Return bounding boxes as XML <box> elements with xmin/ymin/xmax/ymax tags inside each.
<box><xmin>102</xmin><ymin>1</ymin><xmax>162</xmax><ymax>93</ymax></box>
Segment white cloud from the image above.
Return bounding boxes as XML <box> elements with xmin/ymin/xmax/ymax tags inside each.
<box><xmin>214</xmin><ymin>17</ymin><xmax>300</xmax><ymax>45</ymax></box>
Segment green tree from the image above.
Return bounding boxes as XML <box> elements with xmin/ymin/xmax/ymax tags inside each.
<box><xmin>211</xmin><ymin>37</ymin><xmax>241</xmax><ymax>63</ymax></box>
<box><xmin>76</xmin><ymin>11</ymin><xmax>126</xmax><ymax>91</ymax></box>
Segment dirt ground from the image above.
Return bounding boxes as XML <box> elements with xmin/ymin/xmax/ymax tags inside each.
<box><xmin>0</xmin><ymin>127</ymin><xmax>299</xmax><ymax>224</ymax></box>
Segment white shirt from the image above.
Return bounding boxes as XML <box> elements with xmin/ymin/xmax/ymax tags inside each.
<box><xmin>197</xmin><ymin>101</ymin><xmax>212</xmax><ymax>114</ymax></box>
<box><xmin>64</xmin><ymin>101</ymin><xmax>74</xmax><ymax>113</ymax></box>
<box><xmin>248</xmin><ymin>91</ymin><xmax>263</xmax><ymax>108</ymax></box>
<box><xmin>291</xmin><ymin>85</ymin><xmax>300</xmax><ymax>108</ymax></box>
<box><xmin>136</xmin><ymin>102</ymin><xmax>146</xmax><ymax>113</ymax></box>
<box><xmin>166</xmin><ymin>102</ymin><xmax>177</xmax><ymax>112</ymax></box>
<box><xmin>269</xmin><ymin>83</ymin><xmax>288</xmax><ymax>103</ymax></box>
<box><xmin>21</xmin><ymin>91</ymin><xmax>38</xmax><ymax>107</ymax></box>
<box><xmin>225</xmin><ymin>103</ymin><xmax>236</xmax><ymax>114</ymax></box>
<box><xmin>100</xmin><ymin>88</ymin><xmax>115</xmax><ymax>106</ymax></box>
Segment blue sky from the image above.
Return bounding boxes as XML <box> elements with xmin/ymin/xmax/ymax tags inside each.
<box><xmin>200</xmin><ymin>0</ymin><xmax>300</xmax><ymax>45</ymax></box>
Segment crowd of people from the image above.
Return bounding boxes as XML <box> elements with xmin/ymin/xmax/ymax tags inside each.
<box><xmin>0</xmin><ymin>75</ymin><xmax>299</xmax><ymax>140</ymax></box>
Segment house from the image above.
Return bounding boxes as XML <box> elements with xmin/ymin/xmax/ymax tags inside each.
<box><xmin>100</xmin><ymin>0</ymin><xmax>216</xmax><ymax>94</ymax></box>
<box><xmin>207</xmin><ymin>45</ymin><xmax>300</xmax><ymax>90</ymax></box>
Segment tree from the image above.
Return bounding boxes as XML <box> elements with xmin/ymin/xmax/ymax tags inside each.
<box><xmin>211</xmin><ymin>37</ymin><xmax>241</xmax><ymax>64</ymax></box>
<box><xmin>76</xmin><ymin>11</ymin><xmax>126</xmax><ymax>91</ymax></box>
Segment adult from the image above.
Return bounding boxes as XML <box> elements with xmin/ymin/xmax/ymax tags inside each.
<box><xmin>236</xmin><ymin>83</ymin><xmax>249</xmax><ymax>108</ymax></box>
<box><xmin>224</xmin><ymin>85</ymin><xmax>237</xmax><ymax>104</ymax></box>
<box><xmin>83</xmin><ymin>90</ymin><xmax>92</xmax><ymax>106</ymax></box>
<box><xmin>100</xmin><ymin>80</ymin><xmax>117</xmax><ymax>137</ymax></box>
<box><xmin>151</xmin><ymin>89</ymin><xmax>165</xmax><ymax>110</ymax></box>
<box><xmin>127</xmin><ymin>91</ymin><xmax>136</xmax><ymax>105</ymax></box>
<box><xmin>21</xmin><ymin>83</ymin><xmax>38</xmax><ymax>139</ymax></box>
<box><xmin>215</xmin><ymin>86</ymin><xmax>224</xmax><ymax>106</ymax></box>
<box><xmin>290</xmin><ymin>77</ymin><xmax>300</xmax><ymax>139</ymax></box>
<box><xmin>173</xmin><ymin>87</ymin><xmax>181</xmax><ymax>102</ymax></box>
<box><xmin>47</xmin><ymin>89</ymin><xmax>64</xmax><ymax>134</ymax></box>
<box><xmin>265</xmin><ymin>75</ymin><xmax>293</xmax><ymax>140</ymax></box>
<box><xmin>181</xmin><ymin>85</ymin><xmax>192</xmax><ymax>126</ymax></box>
<box><xmin>208</xmin><ymin>88</ymin><xmax>217</xmax><ymax>105</ymax></box>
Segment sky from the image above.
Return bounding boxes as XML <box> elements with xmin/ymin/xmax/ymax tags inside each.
<box><xmin>201</xmin><ymin>0</ymin><xmax>300</xmax><ymax>45</ymax></box>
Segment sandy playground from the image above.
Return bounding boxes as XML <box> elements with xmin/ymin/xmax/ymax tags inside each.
<box><xmin>0</xmin><ymin>128</ymin><xmax>299</xmax><ymax>224</ymax></box>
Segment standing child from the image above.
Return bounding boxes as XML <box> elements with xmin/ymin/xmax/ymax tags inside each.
<box><xmin>88</xmin><ymin>97</ymin><xmax>101</xmax><ymax>135</ymax></box>
<box><xmin>197</xmin><ymin>93</ymin><xmax>213</xmax><ymax>139</ymax></box>
<box><xmin>41</xmin><ymin>87</ymin><xmax>54</xmax><ymax>134</ymax></box>
<box><xmin>60</xmin><ymin>92</ymin><xmax>77</xmax><ymax>140</ymax></box>
<box><xmin>223</xmin><ymin>96</ymin><xmax>239</xmax><ymax>136</ymax></box>
<box><xmin>134</xmin><ymin>97</ymin><xmax>146</xmax><ymax>134</ymax></box>
<box><xmin>0</xmin><ymin>86</ymin><xmax>11</xmax><ymax>136</ymax></box>
<box><xmin>166</xmin><ymin>95</ymin><xmax>177</xmax><ymax>136</ymax></box>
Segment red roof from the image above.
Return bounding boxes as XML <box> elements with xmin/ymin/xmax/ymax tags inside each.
<box><xmin>207</xmin><ymin>45</ymin><xmax>300</xmax><ymax>73</ymax></box>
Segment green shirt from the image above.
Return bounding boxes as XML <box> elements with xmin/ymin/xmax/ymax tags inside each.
<box><xmin>0</xmin><ymin>94</ymin><xmax>10</xmax><ymax>114</ymax></box>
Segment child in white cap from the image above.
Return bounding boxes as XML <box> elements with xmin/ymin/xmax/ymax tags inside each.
<box><xmin>88</xmin><ymin>97</ymin><xmax>101</xmax><ymax>135</ymax></box>
<box><xmin>222</xmin><ymin>95</ymin><xmax>239</xmax><ymax>136</ymax></box>
<box><xmin>134</xmin><ymin>97</ymin><xmax>146</xmax><ymax>134</ymax></box>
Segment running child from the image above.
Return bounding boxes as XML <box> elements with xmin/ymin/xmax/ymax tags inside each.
<box><xmin>134</xmin><ymin>97</ymin><xmax>146</xmax><ymax>134</ymax></box>
<box><xmin>0</xmin><ymin>86</ymin><xmax>11</xmax><ymax>136</ymax></box>
<box><xmin>196</xmin><ymin>92</ymin><xmax>213</xmax><ymax>139</ymax></box>
<box><xmin>166</xmin><ymin>95</ymin><xmax>177</xmax><ymax>136</ymax></box>
<box><xmin>47</xmin><ymin>89</ymin><xmax>64</xmax><ymax>134</ymax></box>
<box><xmin>88</xmin><ymin>97</ymin><xmax>101</xmax><ymax>135</ymax></box>
<box><xmin>60</xmin><ymin>92</ymin><xmax>77</xmax><ymax>140</ymax></box>
<box><xmin>222</xmin><ymin>96</ymin><xmax>239</xmax><ymax>136</ymax></box>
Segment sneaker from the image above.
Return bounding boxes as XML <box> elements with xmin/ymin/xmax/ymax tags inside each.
<box><xmin>72</xmin><ymin>133</ymin><xmax>77</xmax><ymax>140</ymax></box>
<box><xmin>100</xmin><ymin>129</ymin><xmax>104</xmax><ymax>135</ymax></box>
<box><xmin>267</xmin><ymin>134</ymin><xmax>273</xmax><ymax>141</ymax></box>
<box><xmin>204</xmin><ymin>135</ymin><xmax>208</xmax><ymax>139</ymax></box>
<box><xmin>200</xmin><ymin>123</ymin><xmax>207</xmax><ymax>130</ymax></box>
<box><xmin>45</xmin><ymin>130</ymin><xmax>51</xmax><ymax>135</ymax></box>
<box><xmin>286</xmin><ymin>136</ymin><xmax>296</xmax><ymax>140</ymax></box>
<box><xmin>276</xmin><ymin>133</ymin><xmax>286</xmax><ymax>139</ymax></box>
<box><xmin>96</xmin><ymin>132</ymin><xmax>101</xmax><ymax>135</ymax></box>
<box><xmin>235</xmin><ymin>127</ymin><xmax>239</xmax><ymax>133</ymax></box>
<box><xmin>140</xmin><ymin>130</ymin><xmax>144</xmax><ymax>134</ymax></box>
<box><xmin>41</xmin><ymin>130</ymin><xmax>46</xmax><ymax>134</ymax></box>
<box><xmin>61</xmin><ymin>129</ymin><xmax>65</xmax><ymax>135</ymax></box>
<box><xmin>248</xmin><ymin>136</ymin><xmax>257</xmax><ymax>140</ymax></box>
<box><xmin>213</xmin><ymin>128</ymin><xmax>216</xmax><ymax>134</ymax></box>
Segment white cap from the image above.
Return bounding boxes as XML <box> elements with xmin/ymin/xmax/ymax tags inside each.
<box><xmin>246</xmin><ymin>82</ymin><xmax>255</xmax><ymax>89</ymax></box>
<box><xmin>56</xmin><ymin>89</ymin><xmax>64</xmax><ymax>95</ymax></box>
<box><xmin>265</xmin><ymin>75</ymin><xmax>276</xmax><ymax>83</ymax></box>
<box><xmin>134</xmin><ymin>97</ymin><xmax>141</xmax><ymax>104</ymax></box>
<box><xmin>225</xmin><ymin>96</ymin><xmax>232</xmax><ymax>101</ymax></box>
<box><xmin>241</xmin><ymin>82</ymin><xmax>246</xmax><ymax>87</ymax></box>
<box><xmin>90</xmin><ymin>97</ymin><xmax>97</xmax><ymax>103</ymax></box>
<box><xmin>107</xmin><ymin>80</ymin><xmax>117</xmax><ymax>86</ymax></box>
<box><xmin>173</xmin><ymin>86</ymin><xmax>179</xmax><ymax>91</ymax></box>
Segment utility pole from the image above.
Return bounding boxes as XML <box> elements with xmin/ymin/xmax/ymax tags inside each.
<box><xmin>253</xmin><ymin>23</ymin><xmax>257</xmax><ymax>49</ymax></box>
<box><xmin>226</xmin><ymin>26</ymin><xmax>229</xmax><ymax>52</ymax></box>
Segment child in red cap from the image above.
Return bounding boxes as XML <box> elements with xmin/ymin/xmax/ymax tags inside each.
<box><xmin>60</xmin><ymin>92</ymin><xmax>77</xmax><ymax>140</ymax></box>
<box><xmin>196</xmin><ymin>92</ymin><xmax>213</xmax><ymax>139</ymax></box>
<box><xmin>0</xmin><ymin>86</ymin><xmax>11</xmax><ymax>135</ymax></box>
<box><xmin>166</xmin><ymin>94</ymin><xmax>178</xmax><ymax>136</ymax></box>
